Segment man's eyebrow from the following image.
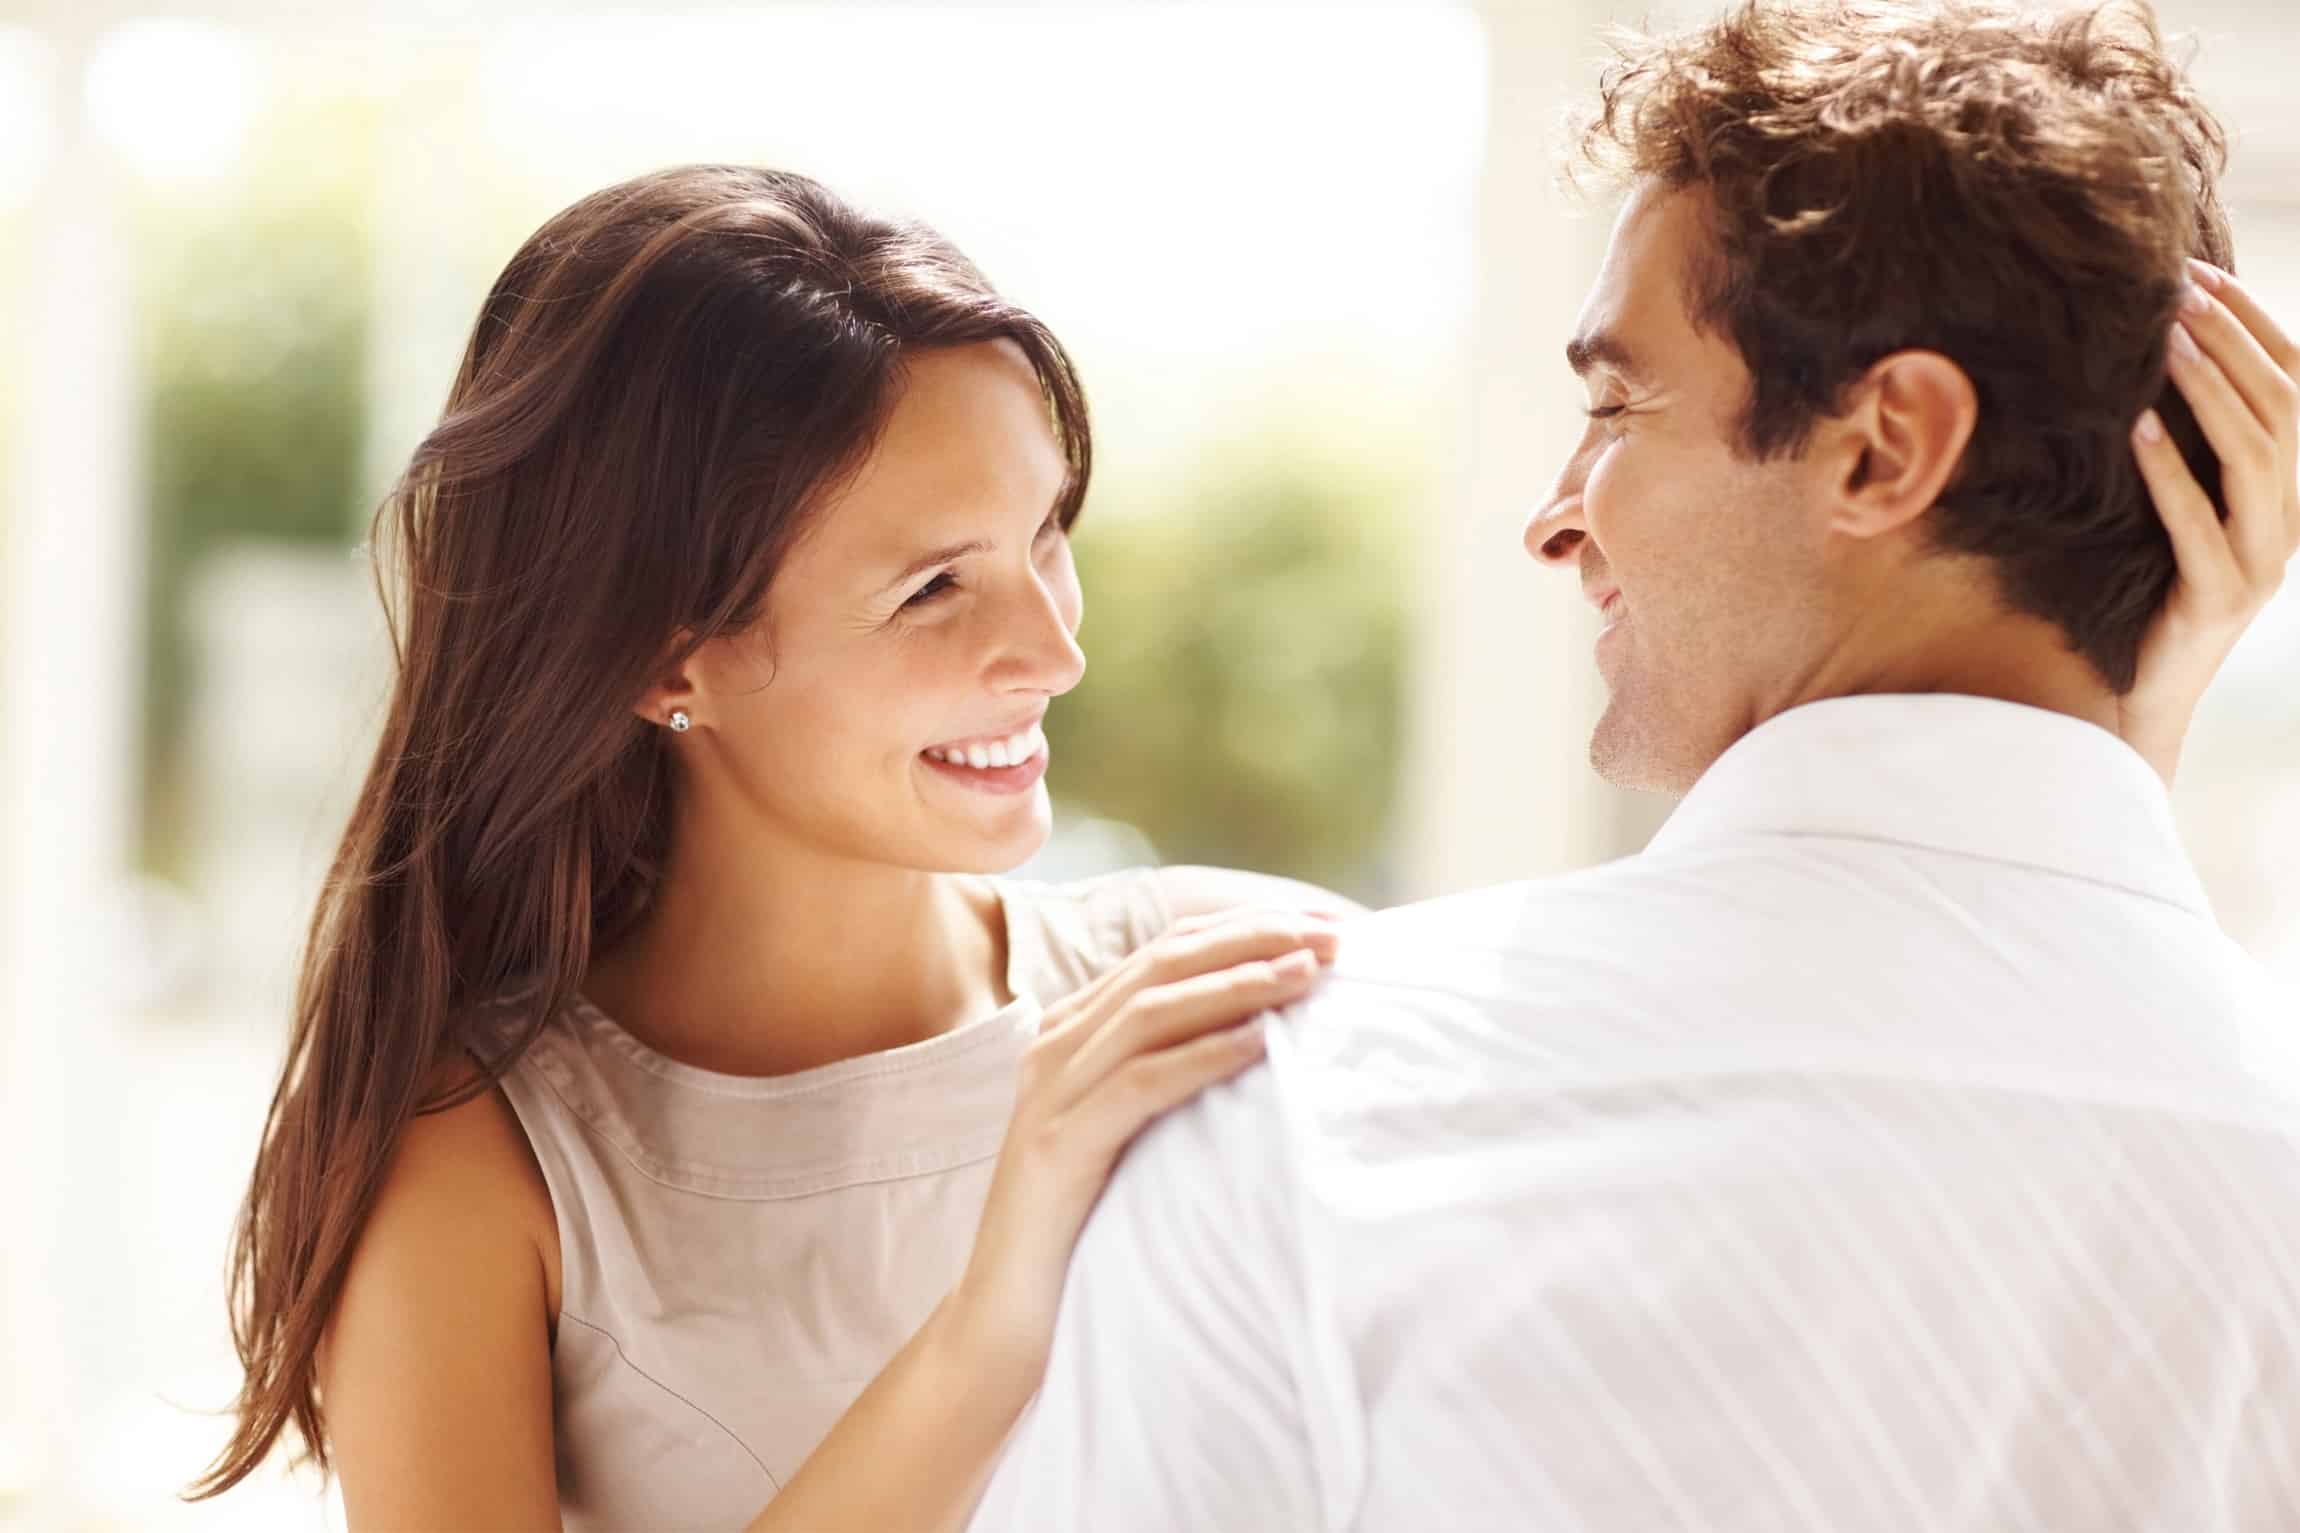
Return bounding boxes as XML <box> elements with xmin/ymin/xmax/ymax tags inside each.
<box><xmin>880</xmin><ymin>539</ymin><xmax>989</xmax><ymax>593</ymax></box>
<box><xmin>1566</xmin><ymin>328</ymin><xmax>1648</xmax><ymax>383</ymax></box>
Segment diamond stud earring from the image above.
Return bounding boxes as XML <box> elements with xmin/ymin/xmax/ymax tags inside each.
<box><xmin>668</xmin><ymin>709</ymin><xmax>692</xmax><ymax>734</ymax></box>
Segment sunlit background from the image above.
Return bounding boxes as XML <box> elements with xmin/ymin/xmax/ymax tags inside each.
<box><xmin>2</xmin><ymin>2</ymin><xmax>2294</xmax><ymax>1527</ymax></box>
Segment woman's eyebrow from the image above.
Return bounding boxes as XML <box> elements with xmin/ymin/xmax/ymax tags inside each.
<box><xmin>872</xmin><ymin>487</ymin><xmax>1069</xmax><ymax>593</ymax></box>
<box><xmin>878</xmin><ymin>539</ymin><xmax>989</xmax><ymax>593</ymax></box>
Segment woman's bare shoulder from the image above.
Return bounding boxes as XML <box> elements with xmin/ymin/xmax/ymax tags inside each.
<box><xmin>319</xmin><ymin>1054</ymin><xmax>562</xmax><ymax>1527</ymax></box>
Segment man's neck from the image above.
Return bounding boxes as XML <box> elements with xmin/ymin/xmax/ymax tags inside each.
<box><xmin>1766</xmin><ymin>567</ymin><xmax>2119</xmax><ymax>741</ymax></box>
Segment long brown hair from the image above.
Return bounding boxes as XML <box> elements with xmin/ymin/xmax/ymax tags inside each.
<box><xmin>190</xmin><ymin>164</ymin><xmax>1091</xmax><ymax>1498</ymax></box>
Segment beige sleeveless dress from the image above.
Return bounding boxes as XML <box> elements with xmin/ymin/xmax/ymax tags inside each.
<box><xmin>491</xmin><ymin>869</ymin><xmax>1169</xmax><ymax>1532</ymax></box>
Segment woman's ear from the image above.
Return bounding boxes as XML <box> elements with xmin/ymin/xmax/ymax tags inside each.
<box><xmin>1820</xmin><ymin>350</ymin><xmax>1979</xmax><ymax>541</ymax></box>
<box><xmin>633</xmin><ymin>629</ymin><xmax>701</xmax><ymax>730</ymax></box>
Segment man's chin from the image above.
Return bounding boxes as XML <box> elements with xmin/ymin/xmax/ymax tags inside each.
<box><xmin>1587</xmin><ymin>712</ymin><xmax>1639</xmax><ymax>789</ymax></box>
<box><xmin>1599</xmin><ymin>702</ymin><xmax>1754</xmax><ymax>797</ymax></box>
<box><xmin>1588</xmin><ymin>698</ymin><xmax>1694</xmax><ymax>796</ymax></box>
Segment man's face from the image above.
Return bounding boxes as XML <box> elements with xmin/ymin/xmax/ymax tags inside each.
<box><xmin>1526</xmin><ymin>181</ymin><xmax>1840</xmax><ymax>794</ymax></box>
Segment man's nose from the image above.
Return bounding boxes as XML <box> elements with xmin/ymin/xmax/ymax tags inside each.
<box><xmin>1523</xmin><ymin>483</ymin><xmax>1589</xmax><ymax>569</ymax></box>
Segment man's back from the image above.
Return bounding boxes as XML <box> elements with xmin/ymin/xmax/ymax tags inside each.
<box><xmin>970</xmin><ymin>697</ymin><xmax>2300</xmax><ymax>1532</ymax></box>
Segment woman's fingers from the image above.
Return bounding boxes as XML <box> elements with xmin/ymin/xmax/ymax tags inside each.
<box><xmin>1057</xmin><ymin>1021</ymin><xmax>1272</xmax><ymax>1171</ymax></box>
<box><xmin>1053</xmin><ymin>948</ymin><xmax>1322</xmax><ymax>1103</ymax></box>
<box><xmin>1029</xmin><ymin>912</ymin><xmax>1270</xmax><ymax>1042</ymax></box>
<box><xmin>2117</xmin><ymin>270</ymin><xmax>2300</xmax><ymax>785</ymax></box>
<box><xmin>2186</xmin><ymin>262</ymin><xmax>2300</xmax><ymax>556</ymax></box>
<box><xmin>1165</xmin><ymin>911</ymin><xmax>1241</xmax><ymax>937</ymax></box>
<box><xmin>2162</xmin><ymin>325</ymin><xmax>2277</xmax><ymax>574</ymax></box>
<box><xmin>1033</xmin><ymin>914</ymin><xmax>1335</xmax><ymax>1053</ymax></box>
<box><xmin>2179</xmin><ymin>271</ymin><xmax>2297</xmax><ymax>451</ymax></box>
<box><xmin>2191</xmin><ymin>260</ymin><xmax>2299</xmax><ymax>387</ymax></box>
<box><xmin>2133</xmin><ymin>408</ymin><xmax>2240</xmax><ymax>607</ymax></box>
<box><xmin>2164</xmin><ymin>320</ymin><xmax>2293</xmax><ymax>587</ymax></box>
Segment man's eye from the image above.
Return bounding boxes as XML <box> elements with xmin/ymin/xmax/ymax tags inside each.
<box><xmin>1584</xmin><ymin>404</ymin><xmax>1627</xmax><ymax>421</ymax></box>
<box><xmin>902</xmin><ymin>572</ymin><xmax>958</xmax><ymax>609</ymax></box>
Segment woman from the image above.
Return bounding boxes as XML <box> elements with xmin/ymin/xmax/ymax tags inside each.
<box><xmin>191</xmin><ymin>165</ymin><xmax>2294</xmax><ymax>1530</ymax></box>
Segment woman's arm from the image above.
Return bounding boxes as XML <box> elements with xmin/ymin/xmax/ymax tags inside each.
<box><xmin>321</xmin><ymin>1080</ymin><xmax>563</xmax><ymax>1530</ymax></box>
<box><xmin>2119</xmin><ymin>262</ymin><xmax>2299</xmax><ymax>785</ymax></box>
<box><xmin>327</xmin><ymin>917</ymin><xmax>1339</xmax><ymax>1533</ymax></box>
<box><xmin>749</xmin><ymin>910</ymin><xmax>1338</xmax><ymax>1533</ymax></box>
<box><xmin>735</xmin><ymin>1293</ymin><xmax>1009</xmax><ymax>1533</ymax></box>
<box><xmin>633</xmin><ymin>870</ymin><xmax>1350</xmax><ymax>1523</ymax></box>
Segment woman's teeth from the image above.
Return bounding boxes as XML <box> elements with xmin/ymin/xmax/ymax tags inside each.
<box><xmin>926</xmin><ymin>726</ymin><xmax>1043</xmax><ymax>769</ymax></box>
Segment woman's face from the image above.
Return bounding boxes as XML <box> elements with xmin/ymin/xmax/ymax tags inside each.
<box><xmin>679</xmin><ymin>340</ymin><xmax>1086</xmax><ymax>875</ymax></box>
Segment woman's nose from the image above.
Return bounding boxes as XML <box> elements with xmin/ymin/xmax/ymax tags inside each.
<box><xmin>998</xmin><ymin>576</ymin><xmax>1086</xmax><ymax>697</ymax></box>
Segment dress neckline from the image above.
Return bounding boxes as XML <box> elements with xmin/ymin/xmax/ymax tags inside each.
<box><xmin>563</xmin><ymin>876</ymin><xmax>1038</xmax><ymax>1096</ymax></box>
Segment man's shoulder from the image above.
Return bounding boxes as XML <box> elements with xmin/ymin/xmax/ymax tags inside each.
<box><xmin>1279</xmin><ymin>844</ymin><xmax>2300</xmax><ymax>1144</ymax></box>
<box><xmin>1324</xmin><ymin>853</ymin><xmax>1711</xmax><ymax>998</ymax></box>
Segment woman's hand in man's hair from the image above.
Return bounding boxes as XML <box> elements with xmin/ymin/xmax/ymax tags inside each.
<box><xmin>2120</xmin><ymin>261</ymin><xmax>2300</xmax><ymax>786</ymax></box>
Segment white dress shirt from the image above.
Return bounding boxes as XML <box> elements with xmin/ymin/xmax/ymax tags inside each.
<box><xmin>969</xmin><ymin>695</ymin><xmax>2300</xmax><ymax>1532</ymax></box>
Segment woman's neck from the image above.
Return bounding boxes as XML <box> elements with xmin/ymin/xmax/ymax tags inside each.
<box><xmin>583</xmin><ymin>808</ymin><xmax>1011</xmax><ymax>1079</ymax></box>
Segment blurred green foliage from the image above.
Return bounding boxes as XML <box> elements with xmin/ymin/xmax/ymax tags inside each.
<box><xmin>135</xmin><ymin>102</ymin><xmax>376</xmax><ymax>873</ymax></box>
<box><xmin>1051</xmin><ymin>437</ymin><xmax>1420</xmax><ymax>900</ymax></box>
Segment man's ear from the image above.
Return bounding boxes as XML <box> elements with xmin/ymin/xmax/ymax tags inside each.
<box><xmin>1818</xmin><ymin>350</ymin><xmax>1978</xmax><ymax>541</ymax></box>
<box><xmin>633</xmin><ymin>629</ymin><xmax>701</xmax><ymax>730</ymax></box>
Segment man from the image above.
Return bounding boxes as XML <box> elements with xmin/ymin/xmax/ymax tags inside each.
<box><xmin>969</xmin><ymin>2</ymin><xmax>2300</xmax><ymax>1528</ymax></box>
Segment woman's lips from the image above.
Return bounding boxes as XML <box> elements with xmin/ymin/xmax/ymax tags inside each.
<box><xmin>919</xmin><ymin>743</ymin><xmax>1049</xmax><ymax>797</ymax></box>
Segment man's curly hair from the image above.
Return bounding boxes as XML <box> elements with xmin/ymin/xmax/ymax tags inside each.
<box><xmin>1574</xmin><ymin>0</ymin><xmax>2232</xmax><ymax>689</ymax></box>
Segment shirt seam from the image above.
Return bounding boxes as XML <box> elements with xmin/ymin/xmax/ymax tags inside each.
<box><xmin>1278</xmin><ymin>1039</ymin><xmax>2300</xmax><ymax>1144</ymax></box>
<box><xmin>555</xmin><ymin>1310</ymin><xmax>782</xmax><ymax>1495</ymax></box>
<box><xmin>526</xmin><ymin>1040</ymin><xmax>1011</xmax><ymax>1200</ymax></box>
<box><xmin>1741</xmin><ymin>827</ymin><xmax>2212</xmax><ymax>917</ymax></box>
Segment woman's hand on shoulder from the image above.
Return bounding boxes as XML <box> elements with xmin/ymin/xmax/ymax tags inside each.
<box><xmin>942</xmin><ymin>909</ymin><xmax>1340</xmax><ymax>1400</ymax></box>
<box><xmin>1155</xmin><ymin>863</ymin><xmax>1370</xmax><ymax>924</ymax></box>
<box><xmin>2122</xmin><ymin>261</ymin><xmax>2299</xmax><ymax>785</ymax></box>
<box><xmin>320</xmin><ymin>1064</ymin><xmax>562</xmax><ymax>1531</ymax></box>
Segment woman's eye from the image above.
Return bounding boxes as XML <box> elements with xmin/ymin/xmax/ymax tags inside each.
<box><xmin>1585</xmin><ymin>404</ymin><xmax>1627</xmax><ymax>422</ymax></box>
<box><xmin>901</xmin><ymin>572</ymin><xmax>958</xmax><ymax>609</ymax></box>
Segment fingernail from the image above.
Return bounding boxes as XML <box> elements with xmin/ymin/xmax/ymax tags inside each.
<box><xmin>1277</xmin><ymin>950</ymin><xmax>1317</xmax><ymax>976</ymax></box>
<box><xmin>2182</xmin><ymin>282</ymin><xmax>2212</xmax><ymax>316</ymax></box>
<box><xmin>2187</xmin><ymin>257</ymin><xmax>2223</xmax><ymax>291</ymax></box>
<box><xmin>2169</xmin><ymin>321</ymin><xmax>2200</xmax><ymax>363</ymax></box>
<box><xmin>1235</xmin><ymin>1017</ymin><xmax>1268</xmax><ymax>1049</ymax></box>
<box><xmin>2134</xmin><ymin>408</ymin><xmax>2165</xmax><ymax>445</ymax></box>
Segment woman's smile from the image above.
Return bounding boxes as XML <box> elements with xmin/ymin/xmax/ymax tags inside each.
<box><xmin>920</xmin><ymin>722</ymin><xmax>1051</xmax><ymax>795</ymax></box>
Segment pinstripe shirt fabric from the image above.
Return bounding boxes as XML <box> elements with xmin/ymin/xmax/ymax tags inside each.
<box><xmin>969</xmin><ymin>694</ymin><xmax>2300</xmax><ymax>1533</ymax></box>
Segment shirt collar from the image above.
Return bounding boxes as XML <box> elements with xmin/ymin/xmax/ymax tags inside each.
<box><xmin>1646</xmin><ymin>693</ymin><xmax>2214</xmax><ymax>917</ymax></box>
